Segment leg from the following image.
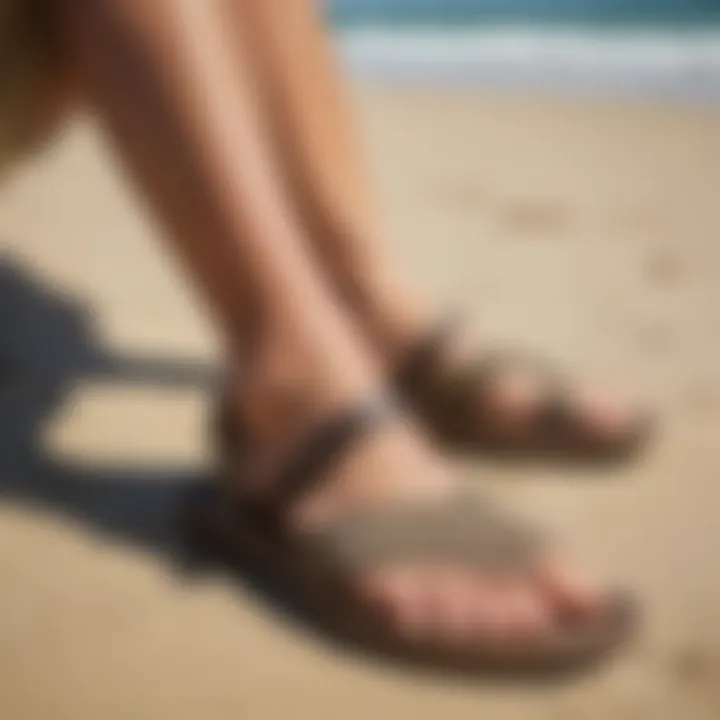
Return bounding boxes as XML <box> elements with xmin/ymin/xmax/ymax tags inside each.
<box><xmin>59</xmin><ymin>0</ymin><xmax>382</xmax><ymax>442</ymax></box>
<box><xmin>56</xmin><ymin>0</ymin><xmax>614</xmax><ymax>659</ymax></box>
<box><xmin>221</xmin><ymin>0</ymin><xmax>429</xmax><ymax>359</ymax></box>
<box><xmin>223</xmin><ymin>0</ymin><xmax>648</xmax><ymax>455</ymax></box>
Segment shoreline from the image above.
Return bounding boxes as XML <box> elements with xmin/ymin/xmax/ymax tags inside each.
<box><xmin>337</xmin><ymin>27</ymin><xmax>720</xmax><ymax>103</ymax></box>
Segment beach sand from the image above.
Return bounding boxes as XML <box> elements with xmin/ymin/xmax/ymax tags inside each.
<box><xmin>0</xmin><ymin>86</ymin><xmax>719</xmax><ymax>719</ymax></box>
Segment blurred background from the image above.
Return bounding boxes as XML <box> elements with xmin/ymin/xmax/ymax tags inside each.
<box><xmin>0</xmin><ymin>2</ymin><xmax>718</xmax><ymax>720</ymax></box>
<box><xmin>331</xmin><ymin>0</ymin><xmax>720</xmax><ymax>99</ymax></box>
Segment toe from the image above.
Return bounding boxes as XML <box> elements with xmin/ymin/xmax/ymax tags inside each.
<box><xmin>356</xmin><ymin>566</ymin><xmax>434</xmax><ymax>641</ymax></box>
<box><xmin>498</xmin><ymin>580</ymin><xmax>552</xmax><ymax>642</ymax></box>
<box><xmin>425</xmin><ymin>568</ymin><xmax>479</xmax><ymax>645</ymax></box>
<box><xmin>471</xmin><ymin>574</ymin><xmax>552</xmax><ymax>644</ymax></box>
<box><xmin>571</xmin><ymin>385</ymin><xmax>649</xmax><ymax>444</ymax></box>
<box><xmin>535</xmin><ymin>555</ymin><xmax>607</xmax><ymax>621</ymax></box>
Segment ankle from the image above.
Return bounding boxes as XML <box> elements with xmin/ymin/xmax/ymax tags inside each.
<box><xmin>223</xmin><ymin>320</ymin><xmax>378</xmax><ymax>459</ymax></box>
<box><xmin>311</xmin><ymin>218</ymin><xmax>434</xmax><ymax>363</ymax></box>
<box><xmin>344</xmin><ymin>276</ymin><xmax>435</xmax><ymax>366</ymax></box>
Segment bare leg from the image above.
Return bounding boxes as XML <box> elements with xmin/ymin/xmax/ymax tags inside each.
<box><xmin>222</xmin><ymin>0</ymin><xmax>643</xmax><ymax>442</ymax></box>
<box><xmin>222</xmin><ymin>0</ymin><xmax>430</xmax><ymax>359</ymax></box>
<box><xmin>55</xmin><ymin>0</ymin><xmax>607</xmax><ymax>648</ymax></box>
<box><xmin>59</xmin><ymin>0</ymin><xmax>384</xmax><ymax>441</ymax></box>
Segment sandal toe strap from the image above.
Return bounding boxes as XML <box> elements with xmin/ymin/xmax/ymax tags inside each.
<box><xmin>308</xmin><ymin>491</ymin><xmax>545</xmax><ymax>574</ymax></box>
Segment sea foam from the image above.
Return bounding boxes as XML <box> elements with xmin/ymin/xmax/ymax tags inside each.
<box><xmin>337</xmin><ymin>28</ymin><xmax>720</xmax><ymax>101</ymax></box>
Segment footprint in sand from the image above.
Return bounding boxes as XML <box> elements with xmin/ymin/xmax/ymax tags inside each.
<box><xmin>645</xmin><ymin>247</ymin><xmax>686</xmax><ymax>290</ymax></box>
<box><xmin>438</xmin><ymin>179</ymin><xmax>489</xmax><ymax>214</ymax></box>
<box><xmin>669</xmin><ymin>645</ymin><xmax>720</xmax><ymax>698</ymax></box>
<box><xmin>497</xmin><ymin>199</ymin><xmax>571</xmax><ymax>237</ymax></box>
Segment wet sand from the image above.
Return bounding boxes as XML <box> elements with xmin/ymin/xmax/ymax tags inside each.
<box><xmin>0</xmin><ymin>87</ymin><xmax>719</xmax><ymax>719</ymax></box>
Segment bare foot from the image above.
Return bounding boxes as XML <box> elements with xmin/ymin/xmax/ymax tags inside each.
<box><xmin>336</xmin><ymin>275</ymin><xmax>647</xmax><ymax>458</ymax></box>
<box><xmin>393</xmin><ymin>321</ymin><xmax>651</xmax><ymax>459</ymax></box>
<box><xmin>213</xmin><ymin>353</ymin><xmax>624</xmax><ymax>659</ymax></box>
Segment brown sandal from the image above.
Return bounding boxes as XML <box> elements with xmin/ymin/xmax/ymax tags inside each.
<box><xmin>185</xmin><ymin>393</ymin><xmax>636</xmax><ymax>679</ymax></box>
<box><xmin>395</xmin><ymin>317</ymin><xmax>653</xmax><ymax>463</ymax></box>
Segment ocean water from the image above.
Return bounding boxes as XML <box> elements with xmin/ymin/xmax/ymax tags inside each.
<box><xmin>329</xmin><ymin>0</ymin><xmax>720</xmax><ymax>28</ymax></box>
<box><xmin>328</xmin><ymin>1</ymin><xmax>720</xmax><ymax>100</ymax></box>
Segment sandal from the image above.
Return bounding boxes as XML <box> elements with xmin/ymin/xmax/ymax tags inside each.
<box><xmin>395</xmin><ymin>317</ymin><xmax>653</xmax><ymax>462</ymax></box>
<box><xmin>185</xmin><ymin>392</ymin><xmax>636</xmax><ymax>679</ymax></box>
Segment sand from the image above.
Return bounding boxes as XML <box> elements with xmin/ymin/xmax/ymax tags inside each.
<box><xmin>0</xmin><ymin>86</ymin><xmax>719</xmax><ymax>719</ymax></box>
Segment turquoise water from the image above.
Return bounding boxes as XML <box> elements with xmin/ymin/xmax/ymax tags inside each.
<box><xmin>329</xmin><ymin>1</ymin><xmax>720</xmax><ymax>100</ymax></box>
<box><xmin>330</xmin><ymin>0</ymin><xmax>720</xmax><ymax>28</ymax></box>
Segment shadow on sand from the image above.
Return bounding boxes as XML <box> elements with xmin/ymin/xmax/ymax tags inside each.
<box><xmin>0</xmin><ymin>255</ymin><xmax>217</xmax><ymax>559</ymax></box>
<box><xmin>0</xmin><ymin>255</ymin><xmax>399</xmax><ymax>677</ymax></box>
<box><xmin>0</xmin><ymin>255</ymin><xmax>334</xmax><ymax>649</ymax></box>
